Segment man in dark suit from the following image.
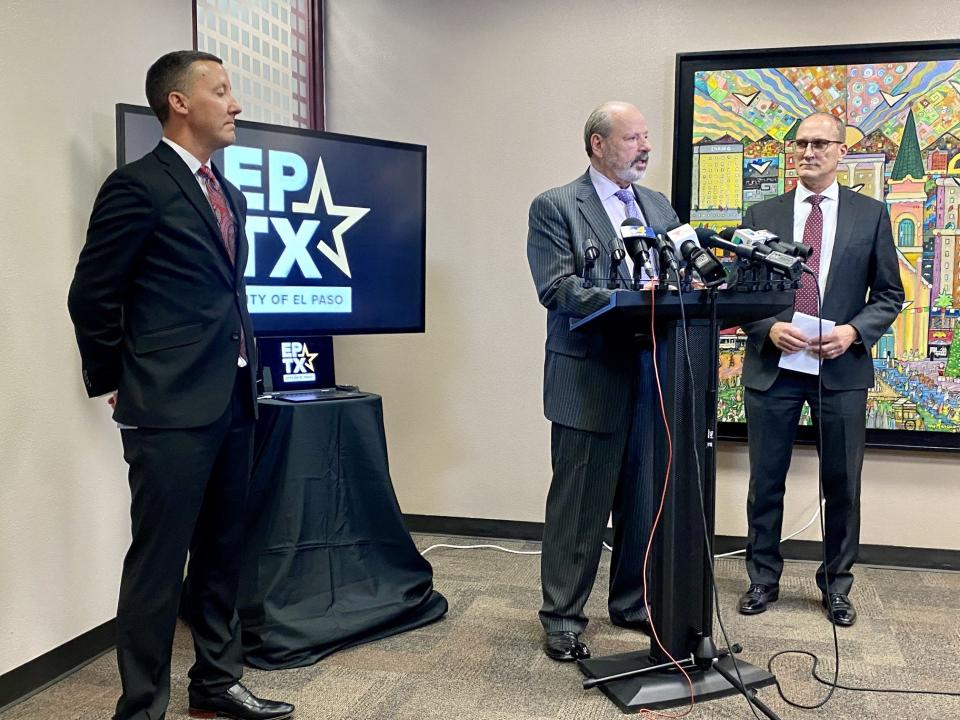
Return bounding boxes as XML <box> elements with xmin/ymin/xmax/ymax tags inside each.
<box><xmin>527</xmin><ymin>101</ymin><xmax>680</xmax><ymax>661</ymax></box>
<box><xmin>738</xmin><ymin>112</ymin><xmax>903</xmax><ymax>626</ymax></box>
<box><xmin>68</xmin><ymin>51</ymin><xmax>294</xmax><ymax>720</ymax></box>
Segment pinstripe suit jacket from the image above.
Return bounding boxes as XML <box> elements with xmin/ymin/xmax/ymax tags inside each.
<box><xmin>527</xmin><ymin>170</ymin><xmax>680</xmax><ymax>433</ymax></box>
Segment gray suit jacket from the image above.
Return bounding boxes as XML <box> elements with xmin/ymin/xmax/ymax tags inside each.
<box><xmin>741</xmin><ymin>186</ymin><xmax>904</xmax><ymax>392</ymax></box>
<box><xmin>527</xmin><ymin>170</ymin><xmax>679</xmax><ymax>433</ymax></box>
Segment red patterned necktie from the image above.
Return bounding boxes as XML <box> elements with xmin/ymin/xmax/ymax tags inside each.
<box><xmin>795</xmin><ymin>194</ymin><xmax>824</xmax><ymax>316</ymax></box>
<box><xmin>197</xmin><ymin>166</ymin><xmax>237</xmax><ymax>266</ymax></box>
<box><xmin>197</xmin><ymin>166</ymin><xmax>246</xmax><ymax>360</ymax></box>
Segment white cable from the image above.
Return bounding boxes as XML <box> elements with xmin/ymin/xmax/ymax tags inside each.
<box><xmin>420</xmin><ymin>542</ymin><xmax>542</xmax><ymax>556</ymax></box>
<box><xmin>714</xmin><ymin>502</ymin><xmax>824</xmax><ymax>558</ymax></box>
<box><xmin>421</xmin><ymin>503</ymin><xmax>823</xmax><ymax>559</ymax></box>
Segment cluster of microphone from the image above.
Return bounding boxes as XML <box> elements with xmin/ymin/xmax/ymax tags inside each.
<box><xmin>581</xmin><ymin>220</ymin><xmax>814</xmax><ymax>290</ymax></box>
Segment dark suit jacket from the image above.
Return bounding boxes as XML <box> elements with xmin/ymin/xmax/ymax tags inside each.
<box><xmin>68</xmin><ymin>141</ymin><xmax>257</xmax><ymax>428</ymax></box>
<box><xmin>741</xmin><ymin>186</ymin><xmax>904</xmax><ymax>392</ymax></box>
<box><xmin>527</xmin><ymin>170</ymin><xmax>679</xmax><ymax>433</ymax></box>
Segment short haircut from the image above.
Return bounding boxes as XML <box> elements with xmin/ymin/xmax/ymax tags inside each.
<box><xmin>802</xmin><ymin>111</ymin><xmax>846</xmax><ymax>142</ymax></box>
<box><xmin>584</xmin><ymin>104</ymin><xmax>615</xmax><ymax>157</ymax></box>
<box><xmin>146</xmin><ymin>50</ymin><xmax>223</xmax><ymax>125</ymax></box>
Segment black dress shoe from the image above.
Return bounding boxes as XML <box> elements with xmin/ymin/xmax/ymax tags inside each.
<box><xmin>543</xmin><ymin>631</ymin><xmax>591</xmax><ymax>662</ymax></box>
<box><xmin>738</xmin><ymin>583</ymin><xmax>779</xmax><ymax>615</ymax></box>
<box><xmin>188</xmin><ymin>682</ymin><xmax>294</xmax><ymax>719</ymax></box>
<box><xmin>822</xmin><ymin>593</ymin><xmax>857</xmax><ymax>626</ymax></box>
<box><xmin>610</xmin><ymin>615</ymin><xmax>652</xmax><ymax>637</ymax></box>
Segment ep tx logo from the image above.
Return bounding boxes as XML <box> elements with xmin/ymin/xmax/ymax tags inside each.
<box><xmin>279</xmin><ymin>341</ymin><xmax>319</xmax><ymax>383</ymax></box>
<box><xmin>224</xmin><ymin>147</ymin><xmax>369</xmax><ymax>280</ymax></box>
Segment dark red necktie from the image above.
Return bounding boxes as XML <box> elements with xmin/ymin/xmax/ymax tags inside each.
<box><xmin>197</xmin><ymin>166</ymin><xmax>246</xmax><ymax>360</ymax></box>
<box><xmin>795</xmin><ymin>194</ymin><xmax>824</xmax><ymax>316</ymax></box>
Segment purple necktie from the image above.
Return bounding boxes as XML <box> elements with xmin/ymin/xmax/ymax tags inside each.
<box><xmin>198</xmin><ymin>166</ymin><xmax>246</xmax><ymax>360</ymax></box>
<box><xmin>615</xmin><ymin>188</ymin><xmax>640</xmax><ymax>219</ymax></box>
<box><xmin>795</xmin><ymin>194</ymin><xmax>824</xmax><ymax>316</ymax></box>
<box><xmin>614</xmin><ymin>188</ymin><xmax>656</xmax><ymax>276</ymax></box>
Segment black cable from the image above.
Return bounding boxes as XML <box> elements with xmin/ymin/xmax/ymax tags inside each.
<box><xmin>768</xmin><ymin>283</ymin><xmax>841</xmax><ymax>710</ymax></box>
<box><xmin>767</xmin><ymin>649</ymin><xmax>960</xmax><ymax>698</ymax></box>
<box><xmin>767</xmin><ymin>280</ymin><xmax>957</xmax><ymax>707</ymax></box>
<box><xmin>675</xmin><ymin>287</ymin><xmax>767</xmax><ymax>720</ymax></box>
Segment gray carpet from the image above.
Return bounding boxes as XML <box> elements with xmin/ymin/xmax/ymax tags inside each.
<box><xmin>4</xmin><ymin>533</ymin><xmax>959</xmax><ymax>719</ymax></box>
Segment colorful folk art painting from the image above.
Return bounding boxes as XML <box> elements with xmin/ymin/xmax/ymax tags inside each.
<box><xmin>690</xmin><ymin>60</ymin><xmax>960</xmax><ymax>436</ymax></box>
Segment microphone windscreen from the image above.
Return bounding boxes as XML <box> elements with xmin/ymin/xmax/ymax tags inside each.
<box><xmin>694</xmin><ymin>226</ymin><xmax>715</xmax><ymax>244</ymax></box>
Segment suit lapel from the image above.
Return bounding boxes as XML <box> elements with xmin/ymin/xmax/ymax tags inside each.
<box><xmin>771</xmin><ymin>191</ymin><xmax>795</xmax><ymax>243</ymax></box>
<box><xmin>576</xmin><ymin>172</ymin><xmax>630</xmax><ymax>282</ymax></box>
<box><xmin>153</xmin><ymin>143</ymin><xmax>236</xmax><ymax>282</ymax></box>
<box><xmin>823</xmin><ymin>187</ymin><xmax>855</xmax><ymax>300</ymax></box>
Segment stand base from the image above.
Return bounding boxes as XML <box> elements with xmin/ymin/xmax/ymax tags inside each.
<box><xmin>578</xmin><ymin>651</ymin><xmax>776</xmax><ymax>713</ymax></box>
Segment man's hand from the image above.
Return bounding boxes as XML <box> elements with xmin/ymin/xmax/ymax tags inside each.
<box><xmin>807</xmin><ymin>324</ymin><xmax>859</xmax><ymax>360</ymax></box>
<box><xmin>769</xmin><ymin>321</ymin><xmax>809</xmax><ymax>354</ymax></box>
<box><xmin>107</xmin><ymin>391</ymin><xmax>117</xmax><ymax>409</ymax></box>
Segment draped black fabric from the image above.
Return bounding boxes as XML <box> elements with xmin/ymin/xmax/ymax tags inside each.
<box><xmin>238</xmin><ymin>395</ymin><xmax>447</xmax><ymax>669</ymax></box>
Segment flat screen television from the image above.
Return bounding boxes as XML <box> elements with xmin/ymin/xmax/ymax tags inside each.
<box><xmin>116</xmin><ymin>103</ymin><xmax>426</xmax><ymax>338</ymax></box>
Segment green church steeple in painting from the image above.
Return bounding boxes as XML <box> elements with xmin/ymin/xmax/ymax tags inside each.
<box><xmin>891</xmin><ymin>108</ymin><xmax>924</xmax><ymax>181</ymax></box>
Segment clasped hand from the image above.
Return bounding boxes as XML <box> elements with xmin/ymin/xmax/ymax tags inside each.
<box><xmin>769</xmin><ymin>322</ymin><xmax>858</xmax><ymax>360</ymax></box>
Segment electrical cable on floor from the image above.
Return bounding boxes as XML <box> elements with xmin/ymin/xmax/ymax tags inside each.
<box><xmin>767</xmin><ymin>650</ymin><xmax>960</xmax><ymax>698</ymax></box>
<box><xmin>676</xmin><ymin>287</ymin><xmax>766</xmax><ymax>720</ymax></box>
<box><xmin>418</xmin><ymin>285</ymin><xmax>957</xmax><ymax>708</ymax></box>
<box><xmin>420</xmin><ymin>543</ymin><xmax>541</xmax><ymax>556</ymax></box>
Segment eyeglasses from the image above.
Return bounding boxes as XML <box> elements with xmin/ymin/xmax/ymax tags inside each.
<box><xmin>794</xmin><ymin>139</ymin><xmax>843</xmax><ymax>152</ymax></box>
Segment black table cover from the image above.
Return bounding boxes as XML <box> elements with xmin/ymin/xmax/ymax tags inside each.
<box><xmin>237</xmin><ymin>394</ymin><xmax>447</xmax><ymax>669</ymax></box>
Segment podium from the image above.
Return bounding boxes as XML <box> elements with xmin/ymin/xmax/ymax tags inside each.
<box><xmin>570</xmin><ymin>288</ymin><xmax>793</xmax><ymax>714</ymax></box>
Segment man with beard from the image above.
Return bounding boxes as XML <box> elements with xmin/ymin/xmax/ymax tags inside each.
<box><xmin>527</xmin><ymin>101</ymin><xmax>680</xmax><ymax>661</ymax></box>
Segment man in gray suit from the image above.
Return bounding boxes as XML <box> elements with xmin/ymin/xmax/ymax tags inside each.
<box><xmin>527</xmin><ymin>101</ymin><xmax>680</xmax><ymax>661</ymax></box>
<box><xmin>738</xmin><ymin>112</ymin><xmax>903</xmax><ymax>626</ymax></box>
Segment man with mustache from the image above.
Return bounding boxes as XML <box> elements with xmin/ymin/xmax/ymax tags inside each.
<box><xmin>527</xmin><ymin>101</ymin><xmax>680</xmax><ymax>661</ymax></box>
<box><xmin>737</xmin><ymin>111</ymin><xmax>903</xmax><ymax>626</ymax></box>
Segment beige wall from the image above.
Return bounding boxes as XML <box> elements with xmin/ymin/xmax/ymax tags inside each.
<box><xmin>0</xmin><ymin>0</ymin><xmax>191</xmax><ymax>676</ymax></box>
<box><xmin>324</xmin><ymin>0</ymin><xmax>960</xmax><ymax>550</ymax></box>
<box><xmin>2</xmin><ymin>0</ymin><xmax>958</xmax><ymax>682</ymax></box>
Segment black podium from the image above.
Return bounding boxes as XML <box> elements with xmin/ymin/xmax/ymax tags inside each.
<box><xmin>237</xmin><ymin>394</ymin><xmax>447</xmax><ymax>669</ymax></box>
<box><xmin>571</xmin><ymin>288</ymin><xmax>793</xmax><ymax>713</ymax></box>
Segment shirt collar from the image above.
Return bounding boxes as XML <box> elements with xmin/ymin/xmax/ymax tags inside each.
<box><xmin>588</xmin><ymin>164</ymin><xmax>632</xmax><ymax>202</ymax></box>
<box><xmin>162</xmin><ymin>136</ymin><xmax>209</xmax><ymax>176</ymax></box>
<box><xmin>796</xmin><ymin>179</ymin><xmax>839</xmax><ymax>203</ymax></box>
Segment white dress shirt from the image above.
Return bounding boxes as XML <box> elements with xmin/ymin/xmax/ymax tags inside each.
<box><xmin>589</xmin><ymin>165</ymin><xmax>650</xmax><ymax>278</ymax></box>
<box><xmin>794</xmin><ymin>180</ymin><xmax>840</xmax><ymax>299</ymax></box>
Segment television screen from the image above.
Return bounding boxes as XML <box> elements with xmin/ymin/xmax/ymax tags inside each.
<box><xmin>116</xmin><ymin>104</ymin><xmax>426</xmax><ymax>337</ymax></box>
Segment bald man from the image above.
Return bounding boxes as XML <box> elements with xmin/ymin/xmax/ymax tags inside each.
<box><xmin>527</xmin><ymin>102</ymin><xmax>680</xmax><ymax>661</ymax></box>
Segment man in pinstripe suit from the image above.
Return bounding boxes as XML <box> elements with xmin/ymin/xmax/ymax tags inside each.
<box><xmin>527</xmin><ymin>101</ymin><xmax>680</xmax><ymax>661</ymax></box>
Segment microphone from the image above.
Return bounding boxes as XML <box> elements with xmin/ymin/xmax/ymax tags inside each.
<box><xmin>620</xmin><ymin>218</ymin><xmax>657</xmax><ymax>288</ymax></box>
<box><xmin>666</xmin><ymin>224</ymin><xmax>726</xmax><ymax>288</ymax></box>
<box><xmin>582</xmin><ymin>240</ymin><xmax>600</xmax><ymax>288</ymax></box>
<box><xmin>740</xmin><ymin>227</ymin><xmax>814</xmax><ymax>260</ymax></box>
<box><xmin>696</xmin><ymin>227</ymin><xmax>804</xmax><ymax>278</ymax></box>
<box><xmin>607</xmin><ymin>240</ymin><xmax>626</xmax><ymax>290</ymax></box>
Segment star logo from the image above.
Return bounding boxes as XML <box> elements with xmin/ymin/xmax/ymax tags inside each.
<box><xmin>300</xmin><ymin>343</ymin><xmax>319</xmax><ymax>372</ymax></box>
<box><xmin>291</xmin><ymin>157</ymin><xmax>369</xmax><ymax>278</ymax></box>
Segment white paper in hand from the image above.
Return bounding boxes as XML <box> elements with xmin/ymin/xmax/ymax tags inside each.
<box><xmin>778</xmin><ymin>312</ymin><xmax>835</xmax><ymax>376</ymax></box>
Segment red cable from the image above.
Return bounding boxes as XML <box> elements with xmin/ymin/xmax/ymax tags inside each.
<box><xmin>637</xmin><ymin>282</ymin><xmax>695</xmax><ymax>717</ymax></box>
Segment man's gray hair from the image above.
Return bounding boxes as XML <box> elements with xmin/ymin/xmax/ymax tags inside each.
<box><xmin>584</xmin><ymin>105</ymin><xmax>614</xmax><ymax>157</ymax></box>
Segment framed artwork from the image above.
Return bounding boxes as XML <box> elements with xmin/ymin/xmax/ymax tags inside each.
<box><xmin>672</xmin><ymin>40</ymin><xmax>960</xmax><ymax>451</ymax></box>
